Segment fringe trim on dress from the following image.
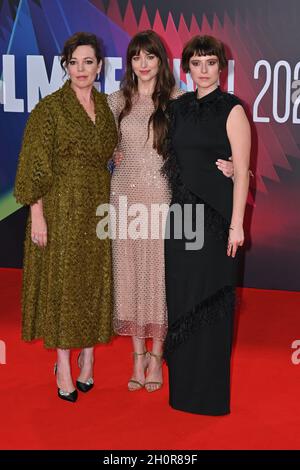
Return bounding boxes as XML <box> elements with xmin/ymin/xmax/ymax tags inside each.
<box><xmin>163</xmin><ymin>286</ymin><xmax>235</xmax><ymax>358</ymax></box>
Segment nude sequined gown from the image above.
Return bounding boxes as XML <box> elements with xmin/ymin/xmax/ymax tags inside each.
<box><xmin>107</xmin><ymin>89</ymin><xmax>183</xmax><ymax>340</ymax></box>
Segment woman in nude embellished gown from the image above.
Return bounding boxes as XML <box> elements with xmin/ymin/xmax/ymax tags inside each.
<box><xmin>107</xmin><ymin>31</ymin><xmax>233</xmax><ymax>392</ymax></box>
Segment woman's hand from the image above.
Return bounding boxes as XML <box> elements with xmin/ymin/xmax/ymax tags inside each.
<box><xmin>31</xmin><ymin>201</ymin><xmax>47</xmax><ymax>248</ymax></box>
<box><xmin>107</xmin><ymin>150</ymin><xmax>124</xmax><ymax>174</ymax></box>
<box><xmin>113</xmin><ymin>150</ymin><xmax>124</xmax><ymax>166</ymax></box>
<box><xmin>216</xmin><ymin>156</ymin><xmax>234</xmax><ymax>178</ymax></box>
<box><xmin>227</xmin><ymin>225</ymin><xmax>244</xmax><ymax>258</ymax></box>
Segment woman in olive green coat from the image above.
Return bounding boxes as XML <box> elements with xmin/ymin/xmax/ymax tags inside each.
<box><xmin>14</xmin><ymin>32</ymin><xmax>117</xmax><ymax>402</ymax></box>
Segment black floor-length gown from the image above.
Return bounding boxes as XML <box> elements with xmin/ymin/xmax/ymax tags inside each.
<box><xmin>163</xmin><ymin>87</ymin><xmax>242</xmax><ymax>415</ymax></box>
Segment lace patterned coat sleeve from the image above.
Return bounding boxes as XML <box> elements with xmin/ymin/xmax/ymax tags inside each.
<box><xmin>14</xmin><ymin>99</ymin><xmax>55</xmax><ymax>205</ymax></box>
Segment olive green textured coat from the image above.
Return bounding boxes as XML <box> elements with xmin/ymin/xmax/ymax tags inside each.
<box><xmin>14</xmin><ymin>80</ymin><xmax>118</xmax><ymax>349</ymax></box>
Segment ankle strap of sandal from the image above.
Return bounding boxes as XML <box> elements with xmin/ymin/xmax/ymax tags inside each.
<box><xmin>149</xmin><ymin>352</ymin><xmax>163</xmax><ymax>360</ymax></box>
<box><xmin>133</xmin><ymin>351</ymin><xmax>148</xmax><ymax>357</ymax></box>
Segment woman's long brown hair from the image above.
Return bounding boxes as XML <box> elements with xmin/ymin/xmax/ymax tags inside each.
<box><xmin>119</xmin><ymin>30</ymin><xmax>175</xmax><ymax>155</ymax></box>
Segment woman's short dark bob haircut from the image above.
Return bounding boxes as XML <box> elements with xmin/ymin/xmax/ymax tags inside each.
<box><xmin>60</xmin><ymin>32</ymin><xmax>103</xmax><ymax>71</ymax></box>
<box><xmin>181</xmin><ymin>35</ymin><xmax>227</xmax><ymax>73</ymax></box>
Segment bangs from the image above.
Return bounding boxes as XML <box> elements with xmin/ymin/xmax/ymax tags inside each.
<box><xmin>128</xmin><ymin>35</ymin><xmax>160</xmax><ymax>59</ymax></box>
<box><xmin>192</xmin><ymin>46</ymin><xmax>219</xmax><ymax>58</ymax></box>
<box><xmin>181</xmin><ymin>35</ymin><xmax>227</xmax><ymax>72</ymax></box>
<box><xmin>192</xmin><ymin>37</ymin><xmax>220</xmax><ymax>58</ymax></box>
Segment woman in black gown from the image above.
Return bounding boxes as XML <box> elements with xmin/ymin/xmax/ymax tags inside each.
<box><xmin>163</xmin><ymin>35</ymin><xmax>251</xmax><ymax>415</ymax></box>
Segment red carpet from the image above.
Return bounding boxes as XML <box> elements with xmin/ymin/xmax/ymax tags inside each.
<box><xmin>0</xmin><ymin>267</ymin><xmax>300</xmax><ymax>450</ymax></box>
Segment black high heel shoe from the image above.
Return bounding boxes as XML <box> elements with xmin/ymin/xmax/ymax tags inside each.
<box><xmin>54</xmin><ymin>363</ymin><xmax>78</xmax><ymax>403</ymax></box>
<box><xmin>76</xmin><ymin>353</ymin><xmax>94</xmax><ymax>393</ymax></box>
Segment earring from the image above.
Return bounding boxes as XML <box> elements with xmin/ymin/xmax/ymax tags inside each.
<box><xmin>96</xmin><ymin>72</ymin><xmax>100</xmax><ymax>80</ymax></box>
<box><xmin>132</xmin><ymin>72</ymin><xmax>135</xmax><ymax>82</ymax></box>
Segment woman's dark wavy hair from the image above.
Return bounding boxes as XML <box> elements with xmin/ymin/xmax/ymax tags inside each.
<box><xmin>119</xmin><ymin>30</ymin><xmax>175</xmax><ymax>155</ymax></box>
<box><xmin>60</xmin><ymin>32</ymin><xmax>103</xmax><ymax>74</ymax></box>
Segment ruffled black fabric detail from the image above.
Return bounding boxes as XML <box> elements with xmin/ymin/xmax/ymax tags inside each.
<box><xmin>178</xmin><ymin>89</ymin><xmax>241</xmax><ymax>122</ymax></box>
<box><xmin>163</xmin><ymin>286</ymin><xmax>235</xmax><ymax>358</ymax></box>
<box><xmin>161</xmin><ymin>97</ymin><xmax>229</xmax><ymax>242</ymax></box>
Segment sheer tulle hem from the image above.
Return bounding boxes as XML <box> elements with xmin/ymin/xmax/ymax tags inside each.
<box><xmin>113</xmin><ymin>319</ymin><xmax>167</xmax><ymax>341</ymax></box>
